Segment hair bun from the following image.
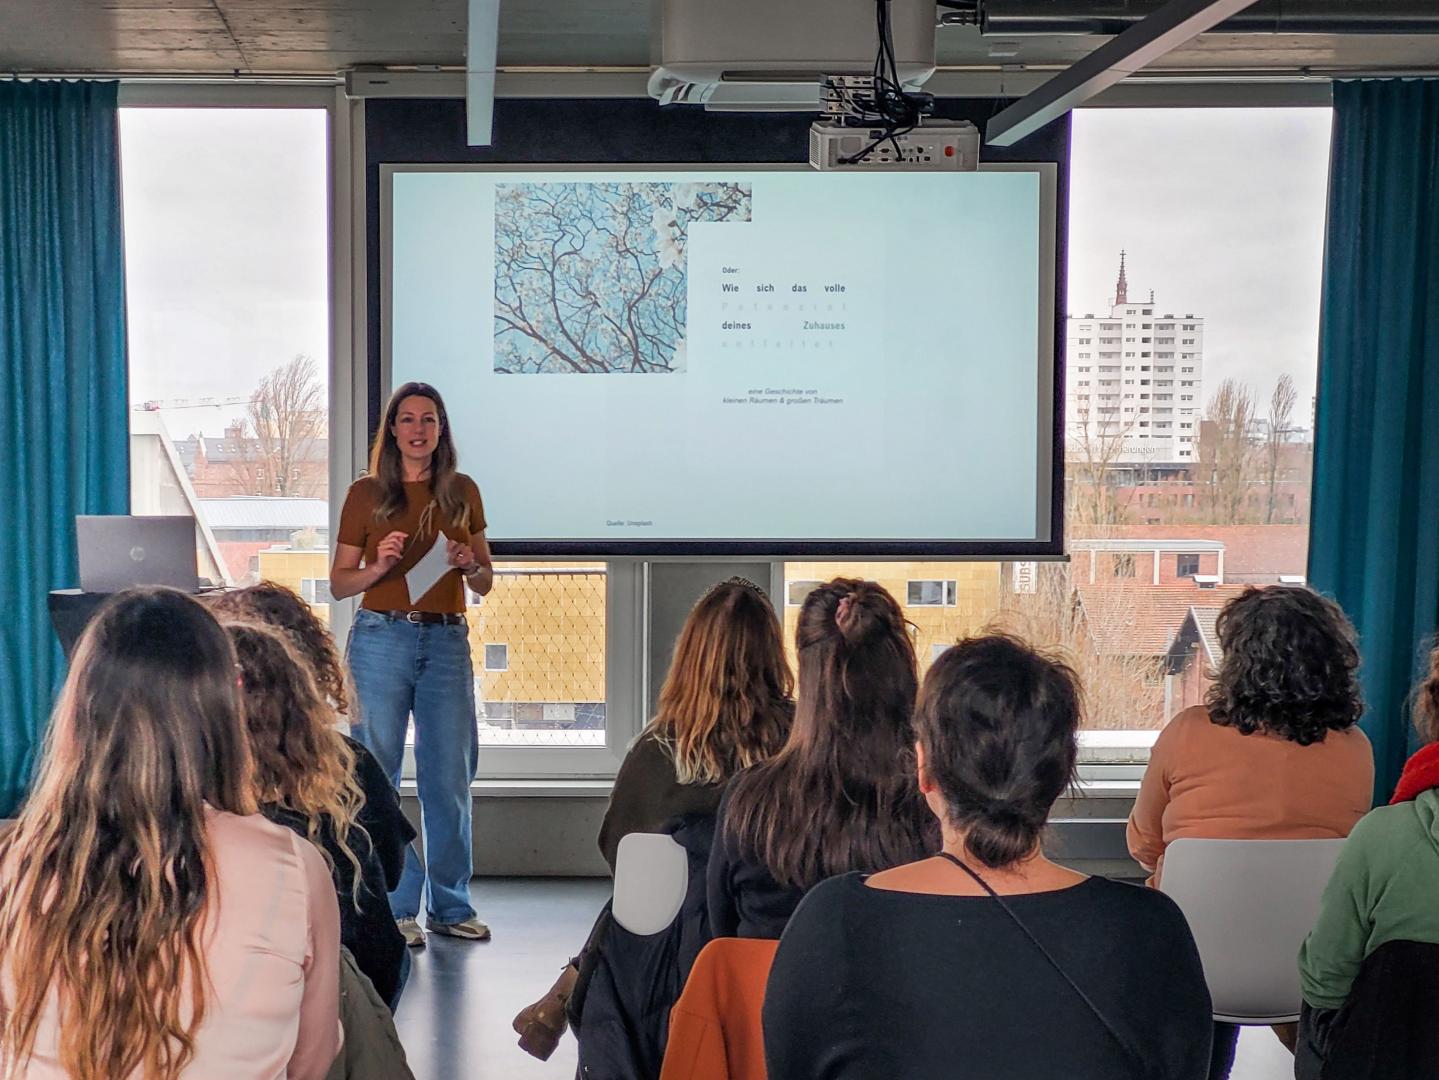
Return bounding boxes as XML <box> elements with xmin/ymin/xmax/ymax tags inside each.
<box><xmin>964</xmin><ymin>798</ymin><xmax>1042</xmax><ymax>869</ymax></box>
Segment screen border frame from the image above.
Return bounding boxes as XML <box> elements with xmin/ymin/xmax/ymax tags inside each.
<box><xmin>380</xmin><ymin>161</ymin><xmax>1062</xmax><ymax>560</ymax></box>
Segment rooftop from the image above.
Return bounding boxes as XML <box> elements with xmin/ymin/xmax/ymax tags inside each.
<box><xmin>1075</xmin><ymin>581</ymin><xmax>1248</xmax><ymax>657</ymax></box>
<box><xmin>199</xmin><ymin>497</ymin><xmax>330</xmax><ymax>531</ymax></box>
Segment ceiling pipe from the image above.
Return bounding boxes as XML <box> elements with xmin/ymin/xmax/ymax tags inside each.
<box><xmin>974</xmin><ymin>0</ymin><xmax>1439</xmax><ymax>35</ymax></box>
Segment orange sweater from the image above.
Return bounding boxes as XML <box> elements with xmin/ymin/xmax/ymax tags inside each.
<box><xmin>1127</xmin><ymin>706</ymin><xmax>1373</xmax><ymax>885</ymax></box>
<box><xmin>660</xmin><ymin>938</ymin><xmax>778</xmax><ymax>1080</ymax></box>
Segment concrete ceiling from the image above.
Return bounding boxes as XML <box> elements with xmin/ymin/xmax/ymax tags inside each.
<box><xmin>1</xmin><ymin>0</ymin><xmax>1436</xmax><ymax>78</ymax></box>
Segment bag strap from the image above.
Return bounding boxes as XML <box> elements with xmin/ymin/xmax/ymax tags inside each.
<box><xmin>935</xmin><ymin>851</ymin><xmax>1151</xmax><ymax>1078</ymax></box>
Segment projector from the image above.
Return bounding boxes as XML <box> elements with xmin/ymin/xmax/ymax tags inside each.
<box><xmin>809</xmin><ymin>119</ymin><xmax>981</xmax><ymax>171</ymax></box>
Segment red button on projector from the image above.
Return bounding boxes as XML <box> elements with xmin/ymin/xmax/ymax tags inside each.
<box><xmin>944</xmin><ymin>145</ymin><xmax>955</xmax><ymax>157</ymax></box>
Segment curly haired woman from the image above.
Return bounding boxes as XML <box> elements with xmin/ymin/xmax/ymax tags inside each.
<box><xmin>1128</xmin><ymin>585</ymin><xmax>1374</xmax><ymax>1078</ymax></box>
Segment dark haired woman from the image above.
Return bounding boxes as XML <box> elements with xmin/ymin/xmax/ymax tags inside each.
<box><xmin>1296</xmin><ymin>641</ymin><xmax>1439</xmax><ymax>1075</ymax></box>
<box><xmin>0</xmin><ymin>588</ymin><xmax>340</xmax><ymax>1079</ymax></box>
<box><xmin>708</xmin><ymin>578</ymin><xmax>937</xmax><ymax>940</ymax></box>
<box><xmin>764</xmin><ymin>635</ymin><xmax>1213</xmax><ymax>1080</ymax></box>
<box><xmin>331</xmin><ymin>382</ymin><xmax>493</xmax><ymax>946</ymax></box>
<box><xmin>1127</xmin><ymin>585</ymin><xmax>1373</xmax><ymax>1076</ymax></box>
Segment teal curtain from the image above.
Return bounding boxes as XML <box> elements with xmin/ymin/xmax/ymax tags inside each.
<box><xmin>0</xmin><ymin>81</ymin><xmax>129</xmax><ymax>816</ymax></box>
<box><xmin>1309</xmin><ymin>78</ymin><xmax>1439</xmax><ymax>804</ymax></box>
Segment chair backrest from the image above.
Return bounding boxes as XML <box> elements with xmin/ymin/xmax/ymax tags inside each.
<box><xmin>660</xmin><ymin>938</ymin><xmax>779</xmax><ymax>1080</ymax></box>
<box><xmin>613</xmin><ymin>832</ymin><xmax>690</xmax><ymax>935</ymax></box>
<box><xmin>1161</xmin><ymin>837</ymin><xmax>1347</xmax><ymax>1024</ymax></box>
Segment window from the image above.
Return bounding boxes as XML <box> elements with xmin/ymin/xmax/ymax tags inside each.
<box><xmin>470</xmin><ymin>564</ymin><xmax>607</xmax><ymax>751</ymax></box>
<box><xmin>1064</xmin><ymin>105</ymin><xmax>1329</xmax><ymax>750</ymax></box>
<box><xmin>300</xmin><ymin>578</ymin><xmax>335</xmax><ymax>605</ymax></box>
<box><xmin>787</xmin><ymin>579</ymin><xmax>823</xmax><ymax>606</ymax></box>
<box><xmin>121</xmin><ymin>107</ymin><xmax>331</xmax><ymax>601</ymax></box>
<box><xmin>907</xmin><ymin>580</ymin><xmax>958</xmax><ymax>606</ymax></box>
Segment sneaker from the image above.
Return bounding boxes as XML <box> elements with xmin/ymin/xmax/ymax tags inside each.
<box><xmin>397</xmin><ymin>917</ymin><xmax>426</xmax><ymax>948</ymax></box>
<box><xmin>427</xmin><ymin>916</ymin><xmax>491</xmax><ymax>941</ymax></box>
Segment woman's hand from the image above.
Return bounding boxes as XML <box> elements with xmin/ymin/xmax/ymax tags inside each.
<box><xmin>446</xmin><ymin>538</ymin><xmax>478</xmax><ymax>572</ymax></box>
<box><xmin>375</xmin><ymin>531</ymin><xmax>408</xmax><ymax>572</ymax></box>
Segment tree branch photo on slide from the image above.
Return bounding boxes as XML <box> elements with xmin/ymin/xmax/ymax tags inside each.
<box><xmin>494</xmin><ymin>181</ymin><xmax>753</xmax><ymax>375</ymax></box>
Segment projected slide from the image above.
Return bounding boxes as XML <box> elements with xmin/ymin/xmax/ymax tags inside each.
<box><xmin>388</xmin><ymin>167</ymin><xmax>1054</xmax><ymax>552</ymax></box>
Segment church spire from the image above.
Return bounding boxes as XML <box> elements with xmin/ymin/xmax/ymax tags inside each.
<box><xmin>1115</xmin><ymin>250</ymin><xmax>1129</xmax><ymax>305</ymax></box>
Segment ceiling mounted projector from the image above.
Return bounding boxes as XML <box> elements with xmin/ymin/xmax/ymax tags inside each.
<box><xmin>648</xmin><ymin>0</ymin><xmax>937</xmax><ymax>112</ymax></box>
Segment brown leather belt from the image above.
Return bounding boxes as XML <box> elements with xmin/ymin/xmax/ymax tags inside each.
<box><xmin>376</xmin><ymin>610</ymin><xmax>467</xmax><ymax>626</ymax></box>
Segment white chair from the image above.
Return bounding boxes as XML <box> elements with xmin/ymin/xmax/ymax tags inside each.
<box><xmin>1161</xmin><ymin>837</ymin><xmax>1346</xmax><ymax>1024</ymax></box>
<box><xmin>612</xmin><ymin>832</ymin><xmax>690</xmax><ymax>935</ymax></box>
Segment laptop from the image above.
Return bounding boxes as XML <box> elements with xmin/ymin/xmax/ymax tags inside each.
<box><xmin>76</xmin><ymin>516</ymin><xmax>200</xmax><ymax>593</ymax></box>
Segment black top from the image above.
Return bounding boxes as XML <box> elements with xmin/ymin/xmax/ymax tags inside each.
<box><xmin>763</xmin><ymin>873</ymin><xmax>1213</xmax><ymax>1080</ymax></box>
<box><xmin>597</xmin><ymin>730</ymin><xmax>727</xmax><ymax>873</ymax></box>
<box><xmin>706</xmin><ymin>784</ymin><xmax>809</xmax><ymax>940</ymax></box>
<box><xmin>264</xmin><ymin>736</ymin><xmax>416</xmax><ymax>1007</ymax></box>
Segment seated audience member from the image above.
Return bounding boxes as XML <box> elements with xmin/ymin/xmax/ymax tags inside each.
<box><xmin>709</xmin><ymin>578</ymin><xmax>938</xmax><ymax>940</ymax></box>
<box><xmin>209</xmin><ymin>581</ymin><xmax>355</xmax><ymax>715</ymax></box>
<box><xmin>223</xmin><ymin>620</ymin><xmax>414</xmax><ymax>1010</ymax></box>
<box><xmin>515</xmin><ymin>577</ymin><xmax>794</xmax><ymax>1062</ymax></box>
<box><xmin>1127</xmin><ymin>585</ymin><xmax>1372</xmax><ymax>1078</ymax></box>
<box><xmin>1296</xmin><ymin>643</ymin><xmax>1439</xmax><ymax>1079</ymax></box>
<box><xmin>0</xmin><ymin>588</ymin><xmax>340</xmax><ymax>1079</ymax></box>
<box><xmin>208</xmin><ymin>584</ymin><xmax>415</xmax><ymax>1001</ymax></box>
<box><xmin>764</xmin><ymin>635</ymin><xmax>1213</xmax><ymax>1080</ymax></box>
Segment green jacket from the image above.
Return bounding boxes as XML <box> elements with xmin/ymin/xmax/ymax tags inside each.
<box><xmin>1299</xmin><ymin>789</ymin><xmax>1439</xmax><ymax>1010</ymax></box>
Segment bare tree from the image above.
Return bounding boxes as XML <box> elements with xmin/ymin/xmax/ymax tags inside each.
<box><xmin>1198</xmin><ymin>378</ymin><xmax>1257</xmax><ymax>525</ymax></box>
<box><xmin>1066</xmin><ymin>403</ymin><xmax>1138</xmax><ymax>530</ymax></box>
<box><xmin>1264</xmin><ymin>373</ymin><xmax>1298</xmax><ymax>524</ymax></box>
<box><xmin>229</xmin><ymin>355</ymin><xmax>324</xmax><ymax>497</ymax></box>
<box><xmin>989</xmin><ymin>564</ymin><xmax>1166</xmax><ymax>730</ymax></box>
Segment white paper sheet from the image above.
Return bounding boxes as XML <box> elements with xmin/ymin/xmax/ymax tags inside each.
<box><xmin>404</xmin><ymin>536</ymin><xmax>453</xmax><ymax>605</ymax></box>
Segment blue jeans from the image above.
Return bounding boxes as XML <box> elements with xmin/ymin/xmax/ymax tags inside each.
<box><xmin>347</xmin><ymin>609</ymin><xmax>478</xmax><ymax>924</ymax></box>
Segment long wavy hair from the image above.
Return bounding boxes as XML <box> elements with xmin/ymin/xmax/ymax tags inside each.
<box><xmin>221</xmin><ymin>621</ymin><xmax>369</xmax><ymax>905</ymax></box>
<box><xmin>1205</xmin><ymin>586</ymin><xmax>1364</xmax><ymax>746</ymax></box>
<box><xmin>206</xmin><ymin>582</ymin><xmax>351</xmax><ymax>716</ymax></box>
<box><xmin>650</xmin><ymin>578</ymin><xmax>794</xmax><ymax>786</ymax></box>
<box><xmin>0</xmin><ymin>588</ymin><xmax>256</xmax><ymax>1080</ymax></box>
<box><xmin>722</xmin><ymin>578</ymin><xmax>938</xmax><ymax>890</ymax></box>
<box><xmin>369</xmin><ymin>381</ymin><xmax>472</xmax><ymax>538</ymax></box>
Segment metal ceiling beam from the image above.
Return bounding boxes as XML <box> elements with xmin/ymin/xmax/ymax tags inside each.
<box><xmin>467</xmin><ymin>0</ymin><xmax>502</xmax><ymax>145</ymax></box>
<box><xmin>985</xmin><ymin>0</ymin><xmax>1262</xmax><ymax>147</ymax></box>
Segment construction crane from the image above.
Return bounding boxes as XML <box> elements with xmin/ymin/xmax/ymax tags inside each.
<box><xmin>137</xmin><ymin>395</ymin><xmax>250</xmax><ymax>412</ymax></box>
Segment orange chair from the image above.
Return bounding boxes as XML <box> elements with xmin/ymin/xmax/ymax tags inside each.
<box><xmin>660</xmin><ymin>938</ymin><xmax>779</xmax><ymax>1080</ymax></box>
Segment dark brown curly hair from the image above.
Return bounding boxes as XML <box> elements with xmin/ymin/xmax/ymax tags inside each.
<box><xmin>1205</xmin><ymin>586</ymin><xmax>1363</xmax><ymax>747</ymax></box>
<box><xmin>205</xmin><ymin>583</ymin><xmax>351</xmax><ymax>716</ymax></box>
<box><xmin>1416</xmin><ymin>642</ymin><xmax>1439</xmax><ymax>745</ymax></box>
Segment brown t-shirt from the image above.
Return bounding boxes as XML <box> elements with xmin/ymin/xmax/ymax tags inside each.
<box><xmin>1127</xmin><ymin>704</ymin><xmax>1374</xmax><ymax>885</ymax></box>
<box><xmin>336</xmin><ymin>474</ymin><xmax>487</xmax><ymax>614</ymax></box>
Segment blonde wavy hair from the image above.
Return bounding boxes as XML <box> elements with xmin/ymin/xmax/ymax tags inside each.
<box><xmin>0</xmin><ymin>588</ymin><xmax>257</xmax><ymax>1080</ymax></box>
<box><xmin>221</xmin><ymin>621</ymin><xmax>369</xmax><ymax>905</ymax></box>
<box><xmin>650</xmin><ymin>578</ymin><xmax>794</xmax><ymax>786</ymax></box>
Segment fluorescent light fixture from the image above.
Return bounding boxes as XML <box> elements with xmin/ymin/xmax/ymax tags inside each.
<box><xmin>985</xmin><ymin>0</ymin><xmax>1261</xmax><ymax>147</ymax></box>
<box><xmin>466</xmin><ymin>0</ymin><xmax>501</xmax><ymax>146</ymax></box>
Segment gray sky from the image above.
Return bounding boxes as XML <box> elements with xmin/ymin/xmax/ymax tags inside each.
<box><xmin>118</xmin><ymin>105</ymin><xmax>1333</xmax><ymax>436</ymax></box>
<box><xmin>1068</xmin><ymin>107</ymin><xmax>1333</xmax><ymax>420</ymax></box>
<box><xmin>119</xmin><ymin>108</ymin><xmax>328</xmax><ymax>437</ymax></box>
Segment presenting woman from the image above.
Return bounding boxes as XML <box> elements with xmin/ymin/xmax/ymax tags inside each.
<box><xmin>331</xmin><ymin>382</ymin><xmax>494</xmax><ymax>947</ymax></box>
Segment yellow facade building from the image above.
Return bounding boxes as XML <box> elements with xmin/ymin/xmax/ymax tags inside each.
<box><xmin>255</xmin><ymin>552</ymin><xmax>1003</xmax><ymax>715</ymax></box>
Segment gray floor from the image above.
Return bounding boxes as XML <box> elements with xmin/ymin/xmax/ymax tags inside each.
<box><xmin>395</xmin><ymin>877</ymin><xmax>609</xmax><ymax>1080</ymax></box>
<box><xmin>393</xmin><ymin>878</ymin><xmax>1296</xmax><ymax>1080</ymax></box>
